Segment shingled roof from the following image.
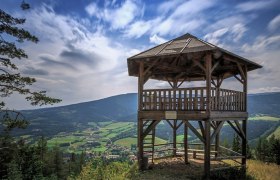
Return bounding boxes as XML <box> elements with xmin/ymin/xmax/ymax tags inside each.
<box><xmin>127</xmin><ymin>33</ymin><xmax>262</xmax><ymax>81</ymax></box>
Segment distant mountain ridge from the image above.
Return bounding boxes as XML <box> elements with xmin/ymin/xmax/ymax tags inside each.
<box><xmin>11</xmin><ymin>92</ymin><xmax>280</xmax><ymax>137</ymax></box>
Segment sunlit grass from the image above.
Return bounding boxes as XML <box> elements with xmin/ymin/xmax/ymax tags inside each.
<box><xmin>247</xmin><ymin>159</ymin><xmax>280</xmax><ymax>180</ymax></box>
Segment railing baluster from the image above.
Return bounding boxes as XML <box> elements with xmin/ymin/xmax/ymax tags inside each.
<box><xmin>141</xmin><ymin>87</ymin><xmax>244</xmax><ymax>112</ymax></box>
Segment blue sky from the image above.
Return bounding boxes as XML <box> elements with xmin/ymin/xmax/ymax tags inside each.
<box><xmin>1</xmin><ymin>0</ymin><xmax>280</xmax><ymax>109</ymax></box>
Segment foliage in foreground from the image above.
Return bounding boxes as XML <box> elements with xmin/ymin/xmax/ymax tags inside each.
<box><xmin>0</xmin><ymin>136</ymin><xmax>86</xmax><ymax>179</ymax></box>
<box><xmin>73</xmin><ymin>158</ymin><xmax>134</xmax><ymax>180</ymax></box>
<box><xmin>255</xmin><ymin>134</ymin><xmax>280</xmax><ymax>164</ymax></box>
<box><xmin>210</xmin><ymin>167</ymin><xmax>254</xmax><ymax>180</ymax></box>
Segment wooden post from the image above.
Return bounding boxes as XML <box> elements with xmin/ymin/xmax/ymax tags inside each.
<box><xmin>215</xmin><ymin>122</ymin><xmax>219</xmax><ymax>158</ymax></box>
<box><xmin>173</xmin><ymin>120</ymin><xmax>177</xmax><ymax>157</ymax></box>
<box><xmin>204</xmin><ymin>53</ymin><xmax>212</xmax><ymax>179</ymax></box>
<box><xmin>138</xmin><ymin>61</ymin><xmax>144</xmax><ymax>170</ymax></box>
<box><xmin>215</xmin><ymin>77</ymin><xmax>222</xmax><ymax>157</ymax></box>
<box><xmin>184</xmin><ymin>121</ymin><xmax>189</xmax><ymax>164</ymax></box>
<box><xmin>204</xmin><ymin>120</ymin><xmax>211</xmax><ymax>179</ymax></box>
<box><xmin>242</xmin><ymin>65</ymin><xmax>247</xmax><ymax>166</ymax></box>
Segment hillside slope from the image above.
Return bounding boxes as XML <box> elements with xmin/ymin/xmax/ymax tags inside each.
<box><xmin>8</xmin><ymin>92</ymin><xmax>280</xmax><ymax>138</ymax></box>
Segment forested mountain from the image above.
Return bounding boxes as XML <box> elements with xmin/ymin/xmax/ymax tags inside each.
<box><xmin>7</xmin><ymin>92</ymin><xmax>280</xmax><ymax>137</ymax></box>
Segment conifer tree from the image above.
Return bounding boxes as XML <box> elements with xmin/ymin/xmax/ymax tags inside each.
<box><xmin>0</xmin><ymin>4</ymin><xmax>61</xmax><ymax>179</ymax></box>
<box><xmin>232</xmin><ymin>134</ymin><xmax>241</xmax><ymax>153</ymax></box>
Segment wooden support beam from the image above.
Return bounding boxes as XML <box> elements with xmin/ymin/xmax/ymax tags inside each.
<box><xmin>237</xmin><ymin>63</ymin><xmax>246</xmax><ymax>81</ymax></box>
<box><xmin>177</xmin><ymin>77</ymin><xmax>187</xmax><ymax>88</ymax></box>
<box><xmin>166</xmin><ymin>119</ymin><xmax>174</xmax><ymax>129</ymax></box>
<box><xmin>211</xmin><ymin>59</ymin><xmax>221</xmax><ymax>73</ymax></box>
<box><xmin>171</xmin><ymin>55</ymin><xmax>181</xmax><ymax>66</ymax></box>
<box><xmin>204</xmin><ymin>53</ymin><xmax>212</xmax><ymax>178</ymax></box>
<box><xmin>173</xmin><ymin>120</ymin><xmax>177</xmax><ymax>156</ymax></box>
<box><xmin>242</xmin><ymin>65</ymin><xmax>247</xmax><ymax>166</ymax></box>
<box><xmin>138</xmin><ymin>118</ymin><xmax>144</xmax><ymax>170</ymax></box>
<box><xmin>234</xmin><ymin>120</ymin><xmax>246</xmax><ymax>140</ymax></box>
<box><xmin>184</xmin><ymin>121</ymin><xmax>189</xmax><ymax>164</ymax></box>
<box><xmin>205</xmin><ymin>53</ymin><xmax>212</xmax><ymax>113</ymax></box>
<box><xmin>198</xmin><ymin>121</ymin><xmax>205</xmax><ymax>139</ymax></box>
<box><xmin>211</xmin><ymin>79</ymin><xmax>217</xmax><ymax>87</ymax></box>
<box><xmin>234</xmin><ymin>74</ymin><xmax>244</xmax><ymax>84</ymax></box>
<box><xmin>210</xmin><ymin>121</ymin><xmax>217</xmax><ymax>129</ymax></box>
<box><xmin>143</xmin><ymin>59</ymin><xmax>159</xmax><ymax>75</ymax></box>
<box><xmin>204</xmin><ymin>120</ymin><xmax>211</xmax><ymax>179</ymax></box>
<box><xmin>185</xmin><ymin>121</ymin><xmax>205</xmax><ymax>143</ymax></box>
<box><xmin>227</xmin><ymin>120</ymin><xmax>244</xmax><ymax>139</ymax></box>
<box><xmin>242</xmin><ymin>119</ymin><xmax>247</xmax><ymax>165</ymax></box>
<box><xmin>143</xmin><ymin>120</ymin><xmax>150</xmax><ymax>127</ymax></box>
<box><xmin>167</xmin><ymin>79</ymin><xmax>174</xmax><ymax>88</ymax></box>
<box><xmin>217</xmin><ymin>74</ymin><xmax>225</xmax><ymax>87</ymax></box>
<box><xmin>143</xmin><ymin>120</ymin><xmax>160</xmax><ymax>138</ymax></box>
<box><xmin>176</xmin><ymin>121</ymin><xmax>184</xmax><ymax>130</ymax></box>
<box><xmin>193</xmin><ymin>59</ymin><xmax>206</xmax><ymax>72</ymax></box>
<box><xmin>210</xmin><ymin>121</ymin><xmax>224</xmax><ymax>144</ymax></box>
<box><xmin>138</xmin><ymin>61</ymin><xmax>144</xmax><ymax>110</ymax></box>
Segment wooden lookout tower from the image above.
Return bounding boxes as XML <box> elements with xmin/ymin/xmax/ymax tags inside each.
<box><xmin>127</xmin><ymin>33</ymin><xmax>262</xmax><ymax>178</ymax></box>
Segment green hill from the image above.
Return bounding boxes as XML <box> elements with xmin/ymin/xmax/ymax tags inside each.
<box><xmin>4</xmin><ymin>92</ymin><xmax>280</xmax><ymax>144</ymax></box>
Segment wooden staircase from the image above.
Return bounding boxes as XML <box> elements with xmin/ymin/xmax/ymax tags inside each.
<box><xmin>143</xmin><ymin>122</ymin><xmax>156</xmax><ymax>163</ymax></box>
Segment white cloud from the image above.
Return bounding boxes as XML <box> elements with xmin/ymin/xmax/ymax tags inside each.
<box><xmin>231</xmin><ymin>23</ymin><xmax>247</xmax><ymax>42</ymax></box>
<box><xmin>204</xmin><ymin>23</ymin><xmax>247</xmax><ymax>45</ymax></box>
<box><xmin>85</xmin><ymin>2</ymin><xmax>100</xmax><ymax>17</ymax></box>
<box><xmin>242</xmin><ymin>35</ymin><xmax>280</xmax><ymax>53</ymax></box>
<box><xmin>157</xmin><ymin>0</ymin><xmax>185</xmax><ymax>15</ymax></box>
<box><xmin>85</xmin><ymin>0</ymin><xmax>143</xmax><ymax>30</ymax></box>
<box><xmin>124</xmin><ymin>0</ymin><xmax>215</xmax><ymax>38</ymax></box>
<box><xmin>149</xmin><ymin>34</ymin><xmax>167</xmax><ymax>44</ymax></box>
<box><xmin>124</xmin><ymin>20</ymin><xmax>154</xmax><ymax>38</ymax></box>
<box><xmin>204</xmin><ymin>28</ymin><xmax>228</xmax><ymax>44</ymax></box>
<box><xmin>268</xmin><ymin>14</ymin><xmax>280</xmax><ymax>31</ymax></box>
<box><xmin>152</xmin><ymin>0</ymin><xmax>214</xmax><ymax>36</ymax></box>
<box><xmin>5</xmin><ymin>4</ymin><xmax>138</xmax><ymax>109</ymax></box>
<box><xmin>249</xmin><ymin>87</ymin><xmax>280</xmax><ymax>94</ymax></box>
<box><xmin>236</xmin><ymin>0</ymin><xmax>279</xmax><ymax>12</ymax></box>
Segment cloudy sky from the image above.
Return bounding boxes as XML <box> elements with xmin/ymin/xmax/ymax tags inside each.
<box><xmin>1</xmin><ymin>0</ymin><xmax>280</xmax><ymax>109</ymax></box>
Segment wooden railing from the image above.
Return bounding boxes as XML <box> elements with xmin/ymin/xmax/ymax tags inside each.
<box><xmin>141</xmin><ymin>87</ymin><xmax>245</xmax><ymax>111</ymax></box>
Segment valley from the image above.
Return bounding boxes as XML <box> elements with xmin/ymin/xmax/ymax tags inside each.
<box><xmin>9</xmin><ymin>92</ymin><xmax>280</xmax><ymax>154</ymax></box>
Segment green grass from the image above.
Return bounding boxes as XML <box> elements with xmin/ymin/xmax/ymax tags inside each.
<box><xmin>115</xmin><ymin>137</ymin><xmax>136</xmax><ymax>147</ymax></box>
<box><xmin>103</xmin><ymin>122</ymin><xmax>134</xmax><ymax>130</ymax></box>
<box><xmin>47</xmin><ymin>121</ymin><xmax>136</xmax><ymax>152</ymax></box>
<box><xmin>249</xmin><ymin>115</ymin><xmax>280</xmax><ymax>121</ymax></box>
<box><xmin>127</xmin><ymin>159</ymin><xmax>280</xmax><ymax>180</ymax></box>
<box><xmin>176</xmin><ymin>134</ymin><xmax>192</xmax><ymax>142</ymax></box>
<box><xmin>47</xmin><ymin>135</ymin><xmax>84</xmax><ymax>147</ymax></box>
<box><xmin>97</xmin><ymin>121</ymin><xmax>113</xmax><ymax>127</ymax></box>
<box><xmin>115</xmin><ymin>137</ymin><xmax>167</xmax><ymax>147</ymax></box>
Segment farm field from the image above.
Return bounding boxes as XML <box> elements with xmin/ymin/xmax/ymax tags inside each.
<box><xmin>45</xmin><ymin>121</ymin><xmax>136</xmax><ymax>153</ymax></box>
<box><xmin>115</xmin><ymin>137</ymin><xmax>167</xmax><ymax>147</ymax></box>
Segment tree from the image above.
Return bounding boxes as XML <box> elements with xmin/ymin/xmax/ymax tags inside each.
<box><xmin>232</xmin><ymin>134</ymin><xmax>241</xmax><ymax>153</ymax></box>
<box><xmin>53</xmin><ymin>145</ymin><xmax>64</xmax><ymax>179</ymax></box>
<box><xmin>271</xmin><ymin>138</ymin><xmax>280</xmax><ymax>165</ymax></box>
<box><xmin>0</xmin><ymin>8</ymin><xmax>61</xmax><ymax>132</ymax></box>
<box><xmin>0</xmin><ymin>6</ymin><xmax>61</xmax><ymax>179</ymax></box>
